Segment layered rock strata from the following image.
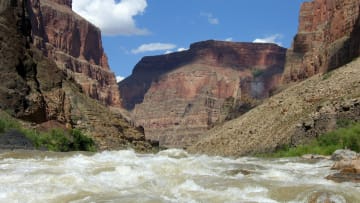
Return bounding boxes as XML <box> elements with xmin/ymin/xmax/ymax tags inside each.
<box><xmin>189</xmin><ymin>57</ymin><xmax>360</xmax><ymax>156</ymax></box>
<box><xmin>282</xmin><ymin>0</ymin><xmax>360</xmax><ymax>83</ymax></box>
<box><xmin>189</xmin><ymin>0</ymin><xmax>360</xmax><ymax>156</ymax></box>
<box><xmin>119</xmin><ymin>40</ymin><xmax>286</xmax><ymax>148</ymax></box>
<box><xmin>29</xmin><ymin>0</ymin><xmax>121</xmax><ymax>106</ymax></box>
<box><xmin>0</xmin><ymin>0</ymin><xmax>153</xmax><ymax>152</ymax></box>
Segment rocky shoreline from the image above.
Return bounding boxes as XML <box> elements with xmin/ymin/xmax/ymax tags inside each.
<box><xmin>302</xmin><ymin>149</ymin><xmax>360</xmax><ymax>183</ymax></box>
<box><xmin>327</xmin><ymin>149</ymin><xmax>360</xmax><ymax>183</ymax></box>
<box><xmin>0</xmin><ymin>130</ymin><xmax>35</xmax><ymax>150</ymax></box>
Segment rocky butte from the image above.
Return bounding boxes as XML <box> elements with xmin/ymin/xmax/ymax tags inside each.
<box><xmin>119</xmin><ymin>40</ymin><xmax>286</xmax><ymax>148</ymax></box>
<box><xmin>189</xmin><ymin>0</ymin><xmax>360</xmax><ymax>156</ymax></box>
<box><xmin>0</xmin><ymin>0</ymin><xmax>153</xmax><ymax>151</ymax></box>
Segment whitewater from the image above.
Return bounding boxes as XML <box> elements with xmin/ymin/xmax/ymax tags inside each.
<box><xmin>0</xmin><ymin>149</ymin><xmax>359</xmax><ymax>203</ymax></box>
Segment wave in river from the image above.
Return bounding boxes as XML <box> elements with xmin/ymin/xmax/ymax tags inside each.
<box><xmin>0</xmin><ymin>149</ymin><xmax>359</xmax><ymax>202</ymax></box>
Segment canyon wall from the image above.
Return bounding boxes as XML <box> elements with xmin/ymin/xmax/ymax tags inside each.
<box><xmin>0</xmin><ymin>0</ymin><xmax>154</xmax><ymax>151</ymax></box>
<box><xmin>119</xmin><ymin>40</ymin><xmax>286</xmax><ymax>148</ymax></box>
<box><xmin>189</xmin><ymin>0</ymin><xmax>360</xmax><ymax>156</ymax></box>
<box><xmin>282</xmin><ymin>0</ymin><xmax>360</xmax><ymax>83</ymax></box>
<box><xmin>29</xmin><ymin>0</ymin><xmax>121</xmax><ymax>106</ymax></box>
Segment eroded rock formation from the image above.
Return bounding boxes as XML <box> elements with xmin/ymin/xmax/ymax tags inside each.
<box><xmin>0</xmin><ymin>0</ymin><xmax>154</xmax><ymax>152</ymax></box>
<box><xmin>29</xmin><ymin>0</ymin><xmax>121</xmax><ymax>106</ymax></box>
<box><xmin>282</xmin><ymin>0</ymin><xmax>360</xmax><ymax>83</ymax></box>
<box><xmin>188</xmin><ymin>0</ymin><xmax>360</xmax><ymax>156</ymax></box>
<box><xmin>189</xmin><ymin>57</ymin><xmax>360</xmax><ymax>156</ymax></box>
<box><xmin>120</xmin><ymin>40</ymin><xmax>286</xmax><ymax>148</ymax></box>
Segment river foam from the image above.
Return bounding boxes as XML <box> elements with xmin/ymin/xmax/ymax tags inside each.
<box><xmin>0</xmin><ymin>149</ymin><xmax>359</xmax><ymax>202</ymax></box>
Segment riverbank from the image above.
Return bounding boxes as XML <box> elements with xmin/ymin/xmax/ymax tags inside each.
<box><xmin>0</xmin><ymin>111</ymin><xmax>96</xmax><ymax>152</ymax></box>
<box><xmin>256</xmin><ymin>122</ymin><xmax>360</xmax><ymax>158</ymax></box>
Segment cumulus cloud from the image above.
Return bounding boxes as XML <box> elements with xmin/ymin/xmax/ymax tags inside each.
<box><xmin>201</xmin><ymin>12</ymin><xmax>219</xmax><ymax>25</ymax></box>
<box><xmin>131</xmin><ymin>43</ymin><xmax>177</xmax><ymax>54</ymax></box>
<box><xmin>116</xmin><ymin>76</ymin><xmax>125</xmax><ymax>82</ymax></box>
<box><xmin>73</xmin><ymin>0</ymin><xmax>148</xmax><ymax>36</ymax></box>
<box><xmin>253</xmin><ymin>34</ymin><xmax>283</xmax><ymax>46</ymax></box>
<box><xmin>225</xmin><ymin>37</ymin><xmax>233</xmax><ymax>42</ymax></box>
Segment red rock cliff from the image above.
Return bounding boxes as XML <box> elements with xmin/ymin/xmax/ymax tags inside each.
<box><xmin>28</xmin><ymin>0</ymin><xmax>121</xmax><ymax>106</ymax></box>
<box><xmin>119</xmin><ymin>40</ymin><xmax>286</xmax><ymax>148</ymax></box>
<box><xmin>282</xmin><ymin>0</ymin><xmax>360</xmax><ymax>83</ymax></box>
<box><xmin>0</xmin><ymin>0</ymin><xmax>153</xmax><ymax>151</ymax></box>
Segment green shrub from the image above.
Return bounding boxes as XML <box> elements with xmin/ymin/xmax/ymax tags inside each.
<box><xmin>260</xmin><ymin>122</ymin><xmax>360</xmax><ymax>157</ymax></box>
<box><xmin>322</xmin><ymin>72</ymin><xmax>333</xmax><ymax>80</ymax></box>
<box><xmin>252</xmin><ymin>69</ymin><xmax>264</xmax><ymax>78</ymax></box>
<box><xmin>336</xmin><ymin>119</ymin><xmax>356</xmax><ymax>128</ymax></box>
<box><xmin>0</xmin><ymin>119</ymin><xmax>6</xmax><ymax>133</ymax></box>
<box><xmin>0</xmin><ymin>116</ymin><xmax>21</xmax><ymax>133</ymax></box>
<box><xmin>71</xmin><ymin>129</ymin><xmax>96</xmax><ymax>152</ymax></box>
<box><xmin>30</xmin><ymin>128</ymin><xmax>96</xmax><ymax>152</ymax></box>
<box><xmin>0</xmin><ymin>112</ymin><xmax>96</xmax><ymax>152</ymax></box>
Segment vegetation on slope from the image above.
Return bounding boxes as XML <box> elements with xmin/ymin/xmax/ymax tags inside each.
<box><xmin>261</xmin><ymin>121</ymin><xmax>360</xmax><ymax>157</ymax></box>
<box><xmin>0</xmin><ymin>112</ymin><xmax>96</xmax><ymax>152</ymax></box>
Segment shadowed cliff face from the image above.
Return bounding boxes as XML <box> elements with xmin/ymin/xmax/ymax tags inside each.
<box><xmin>282</xmin><ymin>0</ymin><xmax>360</xmax><ymax>83</ymax></box>
<box><xmin>0</xmin><ymin>0</ymin><xmax>155</xmax><ymax>152</ymax></box>
<box><xmin>28</xmin><ymin>0</ymin><xmax>121</xmax><ymax>107</ymax></box>
<box><xmin>119</xmin><ymin>40</ymin><xmax>286</xmax><ymax>148</ymax></box>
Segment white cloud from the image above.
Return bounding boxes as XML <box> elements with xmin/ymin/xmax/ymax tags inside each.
<box><xmin>253</xmin><ymin>34</ymin><xmax>283</xmax><ymax>46</ymax></box>
<box><xmin>225</xmin><ymin>37</ymin><xmax>233</xmax><ymax>42</ymax></box>
<box><xmin>201</xmin><ymin>12</ymin><xmax>219</xmax><ymax>25</ymax></box>
<box><xmin>177</xmin><ymin>47</ymin><xmax>188</xmax><ymax>52</ymax></box>
<box><xmin>116</xmin><ymin>76</ymin><xmax>125</xmax><ymax>82</ymax></box>
<box><xmin>73</xmin><ymin>0</ymin><xmax>148</xmax><ymax>36</ymax></box>
<box><xmin>131</xmin><ymin>43</ymin><xmax>177</xmax><ymax>54</ymax></box>
<box><xmin>164</xmin><ymin>47</ymin><xmax>188</xmax><ymax>54</ymax></box>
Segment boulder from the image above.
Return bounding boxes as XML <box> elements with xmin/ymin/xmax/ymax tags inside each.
<box><xmin>331</xmin><ymin>149</ymin><xmax>358</xmax><ymax>161</ymax></box>
<box><xmin>327</xmin><ymin>149</ymin><xmax>360</xmax><ymax>183</ymax></box>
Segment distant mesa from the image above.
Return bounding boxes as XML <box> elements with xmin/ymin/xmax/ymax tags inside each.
<box><xmin>119</xmin><ymin>40</ymin><xmax>287</xmax><ymax>148</ymax></box>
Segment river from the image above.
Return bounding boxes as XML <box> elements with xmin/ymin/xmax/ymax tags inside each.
<box><xmin>0</xmin><ymin>149</ymin><xmax>359</xmax><ymax>203</ymax></box>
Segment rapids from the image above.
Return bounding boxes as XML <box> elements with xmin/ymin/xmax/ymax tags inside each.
<box><xmin>0</xmin><ymin>149</ymin><xmax>359</xmax><ymax>203</ymax></box>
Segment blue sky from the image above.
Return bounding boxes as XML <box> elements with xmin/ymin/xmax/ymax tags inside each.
<box><xmin>73</xmin><ymin>0</ymin><xmax>307</xmax><ymax>81</ymax></box>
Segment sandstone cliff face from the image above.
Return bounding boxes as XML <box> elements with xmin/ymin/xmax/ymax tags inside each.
<box><xmin>28</xmin><ymin>0</ymin><xmax>121</xmax><ymax>106</ymax></box>
<box><xmin>282</xmin><ymin>0</ymin><xmax>360</xmax><ymax>83</ymax></box>
<box><xmin>119</xmin><ymin>40</ymin><xmax>286</xmax><ymax>148</ymax></box>
<box><xmin>0</xmin><ymin>0</ymin><xmax>154</xmax><ymax>152</ymax></box>
<box><xmin>189</xmin><ymin>0</ymin><xmax>360</xmax><ymax>156</ymax></box>
<box><xmin>189</xmin><ymin>57</ymin><xmax>360</xmax><ymax>156</ymax></box>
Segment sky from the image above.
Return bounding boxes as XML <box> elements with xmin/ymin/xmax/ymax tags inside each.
<box><xmin>72</xmin><ymin>0</ymin><xmax>308</xmax><ymax>82</ymax></box>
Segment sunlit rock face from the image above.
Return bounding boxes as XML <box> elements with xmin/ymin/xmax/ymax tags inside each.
<box><xmin>29</xmin><ymin>0</ymin><xmax>121</xmax><ymax>107</ymax></box>
<box><xmin>282</xmin><ymin>0</ymin><xmax>360</xmax><ymax>83</ymax></box>
<box><xmin>0</xmin><ymin>0</ymin><xmax>152</xmax><ymax>151</ymax></box>
<box><xmin>119</xmin><ymin>40</ymin><xmax>286</xmax><ymax>148</ymax></box>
